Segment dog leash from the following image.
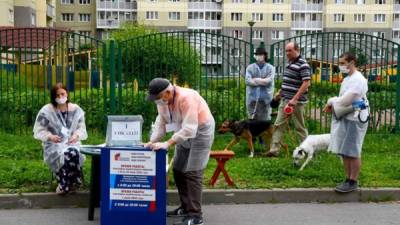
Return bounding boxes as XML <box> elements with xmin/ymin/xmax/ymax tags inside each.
<box><xmin>251</xmin><ymin>87</ymin><xmax>260</xmax><ymax>120</ymax></box>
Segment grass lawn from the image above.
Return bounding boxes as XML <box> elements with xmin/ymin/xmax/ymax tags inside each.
<box><xmin>0</xmin><ymin>130</ymin><xmax>399</xmax><ymax>193</ymax></box>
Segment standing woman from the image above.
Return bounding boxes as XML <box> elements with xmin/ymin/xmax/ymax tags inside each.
<box><xmin>33</xmin><ymin>83</ymin><xmax>87</xmax><ymax>195</ymax></box>
<box><xmin>324</xmin><ymin>52</ymin><xmax>369</xmax><ymax>193</ymax></box>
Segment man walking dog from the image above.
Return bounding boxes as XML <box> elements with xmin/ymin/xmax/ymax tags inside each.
<box><xmin>266</xmin><ymin>42</ymin><xmax>311</xmax><ymax>157</ymax></box>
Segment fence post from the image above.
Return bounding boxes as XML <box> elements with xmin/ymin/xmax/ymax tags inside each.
<box><xmin>109</xmin><ymin>40</ymin><xmax>116</xmax><ymax>115</ymax></box>
<box><xmin>396</xmin><ymin>47</ymin><xmax>400</xmax><ymax>133</ymax></box>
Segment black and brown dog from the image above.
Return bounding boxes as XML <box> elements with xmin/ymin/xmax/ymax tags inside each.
<box><xmin>218</xmin><ymin>119</ymin><xmax>289</xmax><ymax>157</ymax></box>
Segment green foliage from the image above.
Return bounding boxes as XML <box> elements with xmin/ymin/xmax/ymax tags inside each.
<box><xmin>110</xmin><ymin>24</ymin><xmax>202</xmax><ymax>87</ymax></box>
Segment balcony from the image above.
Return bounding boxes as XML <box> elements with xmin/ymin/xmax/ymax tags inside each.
<box><xmin>46</xmin><ymin>3</ymin><xmax>55</xmax><ymax>18</ymax></box>
<box><xmin>188</xmin><ymin>19</ymin><xmax>222</xmax><ymax>28</ymax></box>
<box><xmin>97</xmin><ymin>0</ymin><xmax>137</xmax><ymax>10</ymax></box>
<box><xmin>188</xmin><ymin>2</ymin><xmax>222</xmax><ymax>11</ymax></box>
<box><xmin>393</xmin><ymin>20</ymin><xmax>400</xmax><ymax>28</ymax></box>
<box><xmin>394</xmin><ymin>4</ymin><xmax>400</xmax><ymax>11</ymax></box>
<box><xmin>291</xmin><ymin>20</ymin><xmax>323</xmax><ymax>29</ymax></box>
<box><xmin>97</xmin><ymin>19</ymin><xmax>121</xmax><ymax>28</ymax></box>
<box><xmin>291</xmin><ymin>3</ymin><xmax>323</xmax><ymax>12</ymax></box>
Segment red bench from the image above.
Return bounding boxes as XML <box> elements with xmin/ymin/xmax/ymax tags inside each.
<box><xmin>209</xmin><ymin>150</ymin><xmax>235</xmax><ymax>186</ymax></box>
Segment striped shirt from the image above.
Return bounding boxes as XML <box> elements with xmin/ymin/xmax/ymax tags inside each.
<box><xmin>281</xmin><ymin>55</ymin><xmax>311</xmax><ymax>102</ymax></box>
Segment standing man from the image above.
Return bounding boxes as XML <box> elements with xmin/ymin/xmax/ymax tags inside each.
<box><xmin>145</xmin><ymin>78</ymin><xmax>215</xmax><ymax>225</ymax></box>
<box><xmin>245</xmin><ymin>47</ymin><xmax>275</xmax><ymax>121</ymax></box>
<box><xmin>266</xmin><ymin>42</ymin><xmax>311</xmax><ymax>157</ymax></box>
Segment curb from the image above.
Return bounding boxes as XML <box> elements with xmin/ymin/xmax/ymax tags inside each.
<box><xmin>1</xmin><ymin>188</ymin><xmax>399</xmax><ymax>209</ymax></box>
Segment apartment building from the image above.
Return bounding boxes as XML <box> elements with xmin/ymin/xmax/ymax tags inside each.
<box><xmin>55</xmin><ymin>0</ymin><xmax>96</xmax><ymax>36</ymax></box>
<box><xmin>0</xmin><ymin>0</ymin><xmax>55</xmax><ymax>27</ymax></box>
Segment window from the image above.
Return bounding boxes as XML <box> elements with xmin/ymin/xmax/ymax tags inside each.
<box><xmin>334</xmin><ymin>14</ymin><xmax>345</xmax><ymax>23</ymax></box>
<box><xmin>273</xmin><ymin>0</ymin><xmax>283</xmax><ymax>3</ymax></box>
<box><xmin>31</xmin><ymin>13</ymin><xmax>35</xmax><ymax>26</ymax></box>
<box><xmin>335</xmin><ymin>33</ymin><xmax>344</xmax><ymax>40</ymax></box>
<box><xmin>62</xmin><ymin>13</ymin><xmax>74</xmax><ymax>22</ymax></box>
<box><xmin>354</xmin><ymin>14</ymin><xmax>365</xmax><ymax>23</ymax></box>
<box><xmin>231</xmin><ymin>13</ymin><xmax>243</xmax><ymax>21</ymax></box>
<box><xmin>374</xmin><ymin>14</ymin><xmax>386</xmax><ymax>23</ymax></box>
<box><xmin>252</xmin><ymin>0</ymin><xmax>263</xmax><ymax>3</ymax></box>
<box><xmin>335</xmin><ymin>0</ymin><xmax>344</xmax><ymax>4</ymax></box>
<box><xmin>79</xmin><ymin>31</ymin><xmax>91</xmax><ymax>36</ymax></box>
<box><xmin>373</xmin><ymin>31</ymin><xmax>385</xmax><ymax>39</ymax></box>
<box><xmin>146</xmin><ymin>11</ymin><xmax>159</xmax><ymax>20</ymax></box>
<box><xmin>62</xmin><ymin>0</ymin><xmax>74</xmax><ymax>4</ymax></box>
<box><xmin>334</xmin><ymin>49</ymin><xmax>343</xmax><ymax>58</ymax></box>
<box><xmin>355</xmin><ymin>0</ymin><xmax>364</xmax><ymax>4</ymax></box>
<box><xmin>169</xmin><ymin>12</ymin><xmax>181</xmax><ymax>20</ymax></box>
<box><xmin>231</xmin><ymin>30</ymin><xmax>243</xmax><ymax>39</ymax></box>
<box><xmin>169</xmin><ymin>0</ymin><xmax>180</xmax><ymax>2</ymax></box>
<box><xmin>232</xmin><ymin>0</ymin><xmax>243</xmax><ymax>3</ymax></box>
<box><xmin>252</xmin><ymin>13</ymin><xmax>263</xmax><ymax>22</ymax></box>
<box><xmin>354</xmin><ymin>32</ymin><xmax>366</xmax><ymax>40</ymax></box>
<box><xmin>148</xmin><ymin>0</ymin><xmax>158</xmax><ymax>2</ymax></box>
<box><xmin>272</xmin><ymin>13</ymin><xmax>284</xmax><ymax>22</ymax></box>
<box><xmin>373</xmin><ymin>49</ymin><xmax>383</xmax><ymax>58</ymax></box>
<box><xmin>8</xmin><ymin>9</ymin><xmax>13</xmax><ymax>22</ymax></box>
<box><xmin>230</xmin><ymin>65</ymin><xmax>240</xmax><ymax>75</ymax></box>
<box><xmin>393</xmin><ymin>31</ymin><xmax>400</xmax><ymax>41</ymax></box>
<box><xmin>271</xmin><ymin>31</ymin><xmax>284</xmax><ymax>40</ymax></box>
<box><xmin>79</xmin><ymin>0</ymin><xmax>90</xmax><ymax>4</ymax></box>
<box><xmin>79</xmin><ymin>14</ymin><xmax>91</xmax><ymax>22</ymax></box>
<box><xmin>253</xmin><ymin>30</ymin><xmax>264</xmax><ymax>40</ymax></box>
<box><xmin>230</xmin><ymin>48</ymin><xmax>241</xmax><ymax>57</ymax></box>
<box><xmin>274</xmin><ymin>47</ymin><xmax>283</xmax><ymax>57</ymax></box>
<box><xmin>375</xmin><ymin>0</ymin><xmax>385</xmax><ymax>4</ymax></box>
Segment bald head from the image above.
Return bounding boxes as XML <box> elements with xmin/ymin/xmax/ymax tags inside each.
<box><xmin>285</xmin><ymin>42</ymin><xmax>300</xmax><ymax>61</ymax></box>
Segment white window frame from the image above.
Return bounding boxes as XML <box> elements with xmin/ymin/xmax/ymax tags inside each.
<box><xmin>61</xmin><ymin>0</ymin><xmax>74</xmax><ymax>4</ymax></box>
<box><xmin>273</xmin><ymin>0</ymin><xmax>284</xmax><ymax>3</ymax></box>
<box><xmin>253</xmin><ymin>30</ymin><xmax>264</xmax><ymax>40</ymax></box>
<box><xmin>335</xmin><ymin>0</ymin><xmax>345</xmax><ymax>4</ymax></box>
<box><xmin>334</xmin><ymin>49</ymin><xmax>343</xmax><ymax>58</ymax></box>
<box><xmin>79</xmin><ymin>0</ymin><xmax>90</xmax><ymax>4</ymax></box>
<box><xmin>354</xmin><ymin>14</ymin><xmax>365</xmax><ymax>23</ymax></box>
<box><xmin>271</xmin><ymin>30</ymin><xmax>284</xmax><ymax>40</ymax></box>
<box><xmin>79</xmin><ymin>31</ymin><xmax>91</xmax><ymax>36</ymax></box>
<box><xmin>9</xmin><ymin>9</ymin><xmax>14</xmax><ymax>23</ymax></box>
<box><xmin>272</xmin><ymin>13</ymin><xmax>284</xmax><ymax>22</ymax></box>
<box><xmin>61</xmin><ymin>13</ymin><xmax>74</xmax><ymax>22</ymax></box>
<box><xmin>231</xmin><ymin>30</ymin><xmax>243</xmax><ymax>39</ymax></box>
<box><xmin>374</xmin><ymin>14</ymin><xmax>386</xmax><ymax>23</ymax></box>
<box><xmin>334</xmin><ymin>14</ymin><xmax>345</xmax><ymax>23</ymax></box>
<box><xmin>146</xmin><ymin>11</ymin><xmax>159</xmax><ymax>20</ymax></box>
<box><xmin>231</xmin><ymin>13</ymin><xmax>243</xmax><ymax>21</ymax></box>
<box><xmin>252</xmin><ymin>0</ymin><xmax>263</xmax><ymax>3</ymax></box>
<box><xmin>79</xmin><ymin>13</ymin><xmax>91</xmax><ymax>22</ymax></box>
<box><xmin>168</xmin><ymin>12</ymin><xmax>181</xmax><ymax>21</ymax></box>
<box><xmin>375</xmin><ymin>0</ymin><xmax>386</xmax><ymax>4</ymax></box>
<box><xmin>274</xmin><ymin>47</ymin><xmax>283</xmax><ymax>57</ymax></box>
<box><xmin>230</xmin><ymin>65</ymin><xmax>240</xmax><ymax>76</ymax></box>
<box><xmin>232</xmin><ymin>0</ymin><xmax>243</xmax><ymax>3</ymax></box>
<box><xmin>355</xmin><ymin>0</ymin><xmax>365</xmax><ymax>4</ymax></box>
<box><xmin>252</xmin><ymin>13</ymin><xmax>263</xmax><ymax>22</ymax></box>
<box><xmin>230</xmin><ymin>48</ymin><xmax>241</xmax><ymax>57</ymax></box>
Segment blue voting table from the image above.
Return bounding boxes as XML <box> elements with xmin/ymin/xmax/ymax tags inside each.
<box><xmin>100</xmin><ymin>146</ymin><xmax>166</xmax><ymax>225</ymax></box>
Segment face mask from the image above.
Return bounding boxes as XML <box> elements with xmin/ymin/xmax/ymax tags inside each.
<box><xmin>56</xmin><ymin>97</ymin><xmax>68</xmax><ymax>105</ymax></box>
<box><xmin>154</xmin><ymin>98</ymin><xmax>168</xmax><ymax>106</ymax></box>
<box><xmin>255</xmin><ymin>55</ymin><xmax>264</xmax><ymax>63</ymax></box>
<box><xmin>339</xmin><ymin>65</ymin><xmax>350</xmax><ymax>74</ymax></box>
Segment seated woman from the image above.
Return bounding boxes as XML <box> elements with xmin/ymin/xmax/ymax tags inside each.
<box><xmin>33</xmin><ymin>83</ymin><xmax>87</xmax><ymax>195</ymax></box>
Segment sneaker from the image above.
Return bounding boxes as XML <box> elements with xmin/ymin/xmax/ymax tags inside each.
<box><xmin>174</xmin><ymin>216</ymin><xmax>204</xmax><ymax>225</ymax></box>
<box><xmin>167</xmin><ymin>207</ymin><xmax>188</xmax><ymax>217</ymax></box>
<box><xmin>335</xmin><ymin>180</ymin><xmax>358</xmax><ymax>193</ymax></box>
<box><xmin>56</xmin><ymin>185</ymin><xmax>67</xmax><ymax>195</ymax></box>
<box><xmin>249</xmin><ymin>152</ymin><xmax>254</xmax><ymax>158</ymax></box>
<box><xmin>265</xmin><ymin>151</ymin><xmax>279</xmax><ymax>158</ymax></box>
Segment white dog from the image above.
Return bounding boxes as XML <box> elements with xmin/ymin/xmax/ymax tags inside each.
<box><xmin>292</xmin><ymin>134</ymin><xmax>331</xmax><ymax>171</ymax></box>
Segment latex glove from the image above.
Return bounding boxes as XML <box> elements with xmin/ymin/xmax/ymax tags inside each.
<box><xmin>143</xmin><ymin>142</ymin><xmax>153</xmax><ymax>148</ymax></box>
<box><xmin>327</xmin><ymin>97</ymin><xmax>338</xmax><ymax>106</ymax></box>
<box><xmin>151</xmin><ymin>142</ymin><xmax>170</xmax><ymax>151</ymax></box>
<box><xmin>68</xmin><ymin>134</ymin><xmax>79</xmax><ymax>144</ymax></box>
<box><xmin>48</xmin><ymin>134</ymin><xmax>62</xmax><ymax>143</ymax></box>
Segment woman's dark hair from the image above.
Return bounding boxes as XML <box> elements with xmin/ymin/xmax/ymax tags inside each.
<box><xmin>339</xmin><ymin>52</ymin><xmax>357</xmax><ymax>65</ymax></box>
<box><xmin>50</xmin><ymin>83</ymin><xmax>69</xmax><ymax>107</ymax></box>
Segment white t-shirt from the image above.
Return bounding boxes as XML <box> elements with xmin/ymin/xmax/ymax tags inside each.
<box><xmin>339</xmin><ymin>71</ymin><xmax>368</xmax><ymax>121</ymax></box>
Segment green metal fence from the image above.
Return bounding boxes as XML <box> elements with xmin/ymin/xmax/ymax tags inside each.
<box><xmin>270</xmin><ymin>32</ymin><xmax>400</xmax><ymax>133</ymax></box>
<box><xmin>0</xmin><ymin>28</ymin><xmax>108</xmax><ymax>135</ymax></box>
<box><xmin>1</xmin><ymin>28</ymin><xmax>399</xmax><ymax>135</ymax></box>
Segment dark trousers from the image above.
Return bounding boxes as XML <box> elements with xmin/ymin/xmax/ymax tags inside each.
<box><xmin>173</xmin><ymin>169</ymin><xmax>204</xmax><ymax>218</ymax></box>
